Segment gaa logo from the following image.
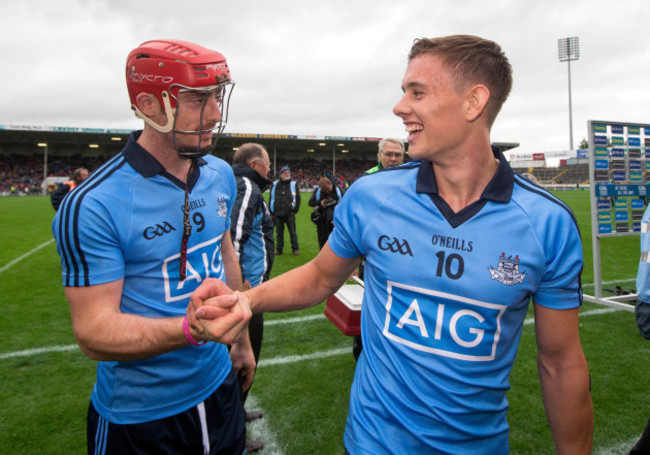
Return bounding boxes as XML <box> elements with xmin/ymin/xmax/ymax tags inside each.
<box><xmin>377</xmin><ymin>235</ymin><xmax>413</xmax><ymax>256</ymax></box>
<box><xmin>143</xmin><ymin>222</ymin><xmax>176</xmax><ymax>240</ymax></box>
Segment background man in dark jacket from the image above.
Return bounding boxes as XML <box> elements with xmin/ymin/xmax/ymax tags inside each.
<box><xmin>230</xmin><ymin>142</ymin><xmax>275</xmax><ymax>453</ymax></box>
<box><xmin>269</xmin><ymin>166</ymin><xmax>301</xmax><ymax>255</ymax></box>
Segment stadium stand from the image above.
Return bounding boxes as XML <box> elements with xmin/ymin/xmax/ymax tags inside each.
<box><xmin>0</xmin><ymin>152</ymin><xmax>377</xmax><ymax>195</ymax></box>
<box><xmin>0</xmin><ymin>125</ymin><xmax>521</xmax><ymax>195</ymax></box>
<box><xmin>511</xmin><ymin>163</ymin><xmax>589</xmax><ymax>186</ymax></box>
<box><xmin>4</xmin><ymin>152</ymin><xmax>593</xmax><ymax>196</ymax></box>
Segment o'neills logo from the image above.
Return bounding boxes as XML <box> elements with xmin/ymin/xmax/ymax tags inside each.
<box><xmin>130</xmin><ymin>72</ymin><xmax>174</xmax><ymax>84</ymax></box>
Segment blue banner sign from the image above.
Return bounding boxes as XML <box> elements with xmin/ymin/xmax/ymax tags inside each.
<box><xmin>595</xmin><ymin>159</ymin><xmax>609</xmax><ymax>169</ymax></box>
<box><xmin>629</xmin><ymin>137</ymin><xmax>641</xmax><ymax>146</ymax></box>
<box><xmin>630</xmin><ymin>172</ymin><xmax>644</xmax><ymax>182</ymax></box>
<box><xmin>594</xmin><ymin>147</ymin><xmax>609</xmax><ymax>157</ymax></box>
<box><xmin>599</xmin><ymin>224</ymin><xmax>613</xmax><ymax>234</ymax></box>
<box><xmin>615</xmin><ymin>211</ymin><xmax>629</xmax><ymax>222</ymax></box>
<box><xmin>611</xmin><ymin>148</ymin><xmax>625</xmax><ymax>159</ymax></box>
<box><xmin>614</xmin><ymin>199</ymin><xmax>629</xmax><ymax>209</ymax></box>
<box><xmin>594</xmin><ymin>135</ymin><xmax>608</xmax><ymax>146</ymax></box>
<box><xmin>598</xmin><ymin>212</ymin><xmax>613</xmax><ymax>222</ymax></box>
<box><xmin>632</xmin><ymin>199</ymin><xmax>645</xmax><ymax>209</ymax></box>
<box><xmin>597</xmin><ymin>184</ymin><xmax>650</xmax><ymax>197</ymax></box>
<box><xmin>611</xmin><ymin>125</ymin><xmax>624</xmax><ymax>134</ymax></box>
<box><xmin>597</xmin><ymin>199</ymin><xmax>612</xmax><ymax>210</ymax></box>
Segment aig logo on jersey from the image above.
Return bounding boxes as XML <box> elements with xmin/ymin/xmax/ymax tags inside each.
<box><xmin>377</xmin><ymin>235</ymin><xmax>413</xmax><ymax>256</ymax></box>
<box><xmin>382</xmin><ymin>281</ymin><xmax>506</xmax><ymax>361</ymax></box>
<box><xmin>162</xmin><ymin>234</ymin><xmax>225</xmax><ymax>302</ymax></box>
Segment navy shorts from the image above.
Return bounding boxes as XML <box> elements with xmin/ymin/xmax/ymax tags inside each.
<box><xmin>636</xmin><ymin>300</ymin><xmax>650</xmax><ymax>340</ymax></box>
<box><xmin>87</xmin><ymin>368</ymin><xmax>246</xmax><ymax>455</ymax></box>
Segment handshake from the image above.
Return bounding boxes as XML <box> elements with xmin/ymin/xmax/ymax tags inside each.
<box><xmin>185</xmin><ymin>278</ymin><xmax>252</xmax><ymax>345</ymax></box>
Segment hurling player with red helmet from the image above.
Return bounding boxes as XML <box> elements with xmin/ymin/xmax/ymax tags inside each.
<box><xmin>52</xmin><ymin>39</ymin><xmax>253</xmax><ymax>454</ymax></box>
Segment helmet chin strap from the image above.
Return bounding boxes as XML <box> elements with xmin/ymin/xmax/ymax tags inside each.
<box><xmin>132</xmin><ymin>91</ymin><xmax>175</xmax><ymax>133</ymax></box>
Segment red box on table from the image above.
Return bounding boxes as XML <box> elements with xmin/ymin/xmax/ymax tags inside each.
<box><xmin>325</xmin><ymin>284</ymin><xmax>364</xmax><ymax>336</ymax></box>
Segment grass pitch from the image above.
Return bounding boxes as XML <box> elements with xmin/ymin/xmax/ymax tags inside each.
<box><xmin>0</xmin><ymin>191</ymin><xmax>648</xmax><ymax>454</ymax></box>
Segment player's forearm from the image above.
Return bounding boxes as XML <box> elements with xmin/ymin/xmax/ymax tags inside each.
<box><xmin>247</xmin><ymin>260</ymin><xmax>341</xmax><ymax>313</ymax></box>
<box><xmin>538</xmin><ymin>354</ymin><xmax>593</xmax><ymax>454</ymax></box>
<box><xmin>73</xmin><ymin>312</ymin><xmax>188</xmax><ymax>361</ymax></box>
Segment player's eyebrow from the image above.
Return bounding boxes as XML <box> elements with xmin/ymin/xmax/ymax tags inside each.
<box><xmin>401</xmin><ymin>81</ymin><xmax>428</xmax><ymax>93</ymax></box>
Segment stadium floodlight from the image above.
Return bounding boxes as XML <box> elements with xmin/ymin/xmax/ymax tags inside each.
<box><xmin>558</xmin><ymin>36</ymin><xmax>580</xmax><ymax>151</ymax></box>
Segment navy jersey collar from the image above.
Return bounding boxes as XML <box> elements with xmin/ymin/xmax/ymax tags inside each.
<box><xmin>123</xmin><ymin>130</ymin><xmax>207</xmax><ymax>189</ymax></box>
<box><xmin>416</xmin><ymin>146</ymin><xmax>514</xmax><ymax>203</ymax></box>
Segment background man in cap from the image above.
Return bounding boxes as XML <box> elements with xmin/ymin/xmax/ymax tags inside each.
<box><xmin>269</xmin><ymin>165</ymin><xmax>301</xmax><ymax>255</ymax></box>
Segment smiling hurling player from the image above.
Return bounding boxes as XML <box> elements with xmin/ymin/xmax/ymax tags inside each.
<box><xmin>187</xmin><ymin>35</ymin><xmax>593</xmax><ymax>454</ymax></box>
<box><xmin>52</xmin><ymin>39</ymin><xmax>253</xmax><ymax>454</ymax></box>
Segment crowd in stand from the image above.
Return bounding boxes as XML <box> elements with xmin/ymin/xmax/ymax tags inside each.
<box><xmin>1</xmin><ymin>153</ymin><xmax>378</xmax><ymax>195</ymax></box>
<box><xmin>272</xmin><ymin>157</ymin><xmax>378</xmax><ymax>190</ymax></box>
<box><xmin>0</xmin><ymin>153</ymin><xmax>109</xmax><ymax>194</ymax></box>
<box><xmin>3</xmin><ymin>152</ymin><xmax>594</xmax><ymax>196</ymax></box>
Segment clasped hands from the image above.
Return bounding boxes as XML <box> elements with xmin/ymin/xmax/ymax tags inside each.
<box><xmin>185</xmin><ymin>278</ymin><xmax>252</xmax><ymax>345</ymax></box>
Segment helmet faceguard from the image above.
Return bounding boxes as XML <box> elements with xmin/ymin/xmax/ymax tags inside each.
<box><xmin>126</xmin><ymin>39</ymin><xmax>234</xmax><ymax>158</ymax></box>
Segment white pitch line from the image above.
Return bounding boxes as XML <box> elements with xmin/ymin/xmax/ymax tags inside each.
<box><xmin>0</xmin><ymin>305</ymin><xmax>639</xmax><ymax>455</ymax></box>
<box><xmin>593</xmin><ymin>435</ymin><xmax>641</xmax><ymax>455</ymax></box>
<box><xmin>265</xmin><ymin>314</ymin><xmax>325</xmax><ymax>326</ymax></box>
<box><xmin>245</xmin><ymin>394</ymin><xmax>284</xmax><ymax>455</ymax></box>
<box><xmin>0</xmin><ymin>303</ymin><xmax>628</xmax><ymax>362</ymax></box>
<box><xmin>258</xmin><ymin>347</ymin><xmax>350</xmax><ymax>368</ymax></box>
<box><xmin>0</xmin><ymin>239</ymin><xmax>54</xmax><ymax>274</ymax></box>
<box><xmin>0</xmin><ymin>344</ymin><xmax>78</xmax><ymax>360</ymax></box>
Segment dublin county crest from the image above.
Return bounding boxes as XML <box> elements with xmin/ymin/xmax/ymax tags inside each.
<box><xmin>217</xmin><ymin>198</ymin><xmax>228</xmax><ymax>218</ymax></box>
<box><xmin>488</xmin><ymin>253</ymin><xmax>526</xmax><ymax>285</ymax></box>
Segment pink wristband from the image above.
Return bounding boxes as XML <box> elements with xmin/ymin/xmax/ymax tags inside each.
<box><xmin>182</xmin><ymin>316</ymin><xmax>206</xmax><ymax>346</ymax></box>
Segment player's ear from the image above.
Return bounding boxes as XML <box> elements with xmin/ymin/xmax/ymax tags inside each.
<box><xmin>134</xmin><ymin>92</ymin><xmax>161</xmax><ymax>118</ymax></box>
<box><xmin>464</xmin><ymin>85</ymin><xmax>490</xmax><ymax>122</ymax></box>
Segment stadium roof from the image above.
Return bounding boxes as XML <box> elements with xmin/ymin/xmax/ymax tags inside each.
<box><xmin>0</xmin><ymin>124</ymin><xmax>519</xmax><ymax>162</ymax></box>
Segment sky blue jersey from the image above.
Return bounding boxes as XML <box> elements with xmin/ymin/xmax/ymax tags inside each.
<box><xmin>52</xmin><ymin>132</ymin><xmax>237</xmax><ymax>424</ymax></box>
<box><xmin>636</xmin><ymin>205</ymin><xmax>650</xmax><ymax>303</ymax></box>
<box><xmin>328</xmin><ymin>151</ymin><xmax>583</xmax><ymax>454</ymax></box>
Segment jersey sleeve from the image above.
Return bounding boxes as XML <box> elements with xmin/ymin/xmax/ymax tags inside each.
<box><xmin>328</xmin><ymin>182</ymin><xmax>368</xmax><ymax>259</ymax></box>
<box><xmin>53</xmin><ymin>192</ymin><xmax>126</xmax><ymax>287</ymax></box>
<box><xmin>531</xmin><ymin>205</ymin><xmax>584</xmax><ymax>309</ymax></box>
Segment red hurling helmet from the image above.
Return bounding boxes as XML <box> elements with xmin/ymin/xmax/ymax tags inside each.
<box><xmin>125</xmin><ymin>39</ymin><xmax>234</xmax><ymax>137</ymax></box>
